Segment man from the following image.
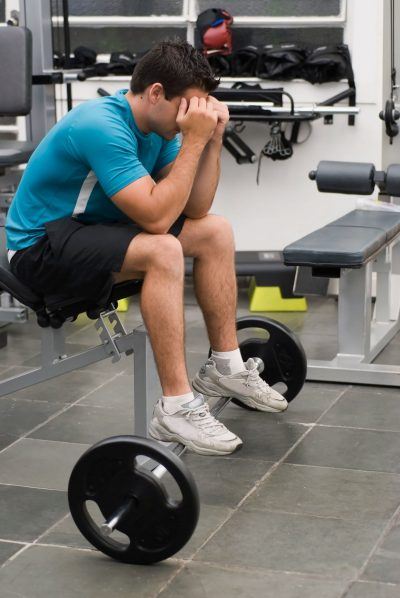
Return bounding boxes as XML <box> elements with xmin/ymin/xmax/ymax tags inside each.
<box><xmin>6</xmin><ymin>40</ymin><xmax>287</xmax><ymax>456</ymax></box>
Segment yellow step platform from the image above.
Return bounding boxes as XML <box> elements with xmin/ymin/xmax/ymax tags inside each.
<box><xmin>249</xmin><ymin>279</ymin><xmax>307</xmax><ymax>312</ymax></box>
<box><xmin>117</xmin><ymin>298</ymin><xmax>130</xmax><ymax>312</ymax></box>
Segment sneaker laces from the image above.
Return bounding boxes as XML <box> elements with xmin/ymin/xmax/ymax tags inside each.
<box><xmin>243</xmin><ymin>360</ymin><xmax>272</xmax><ymax>396</ymax></box>
<box><xmin>183</xmin><ymin>403</ymin><xmax>225</xmax><ymax>434</ymax></box>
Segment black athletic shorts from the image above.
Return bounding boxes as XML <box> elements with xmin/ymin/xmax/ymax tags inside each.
<box><xmin>10</xmin><ymin>214</ymin><xmax>187</xmax><ymax>309</ymax></box>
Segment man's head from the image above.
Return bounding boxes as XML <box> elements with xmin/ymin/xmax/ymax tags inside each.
<box><xmin>130</xmin><ymin>40</ymin><xmax>219</xmax><ymax>139</ymax></box>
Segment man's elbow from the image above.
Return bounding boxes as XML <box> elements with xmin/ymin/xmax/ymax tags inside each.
<box><xmin>142</xmin><ymin>219</ymin><xmax>170</xmax><ymax>235</ymax></box>
<box><xmin>183</xmin><ymin>208</ymin><xmax>209</xmax><ymax>220</ymax></box>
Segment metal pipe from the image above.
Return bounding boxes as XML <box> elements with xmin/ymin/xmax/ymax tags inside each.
<box><xmin>100</xmin><ymin>499</ymin><xmax>134</xmax><ymax>536</ymax></box>
<box><xmin>61</xmin><ymin>0</ymin><xmax>72</xmax><ymax>111</ymax></box>
<box><xmin>51</xmin><ymin>15</ymin><xmax>347</xmax><ymax>28</ymax></box>
<box><xmin>218</xmin><ymin>102</ymin><xmax>359</xmax><ymax>115</ymax></box>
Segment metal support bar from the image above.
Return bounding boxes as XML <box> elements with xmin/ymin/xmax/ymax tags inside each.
<box><xmin>0</xmin><ymin>343</ymin><xmax>110</xmax><ymax>397</ymax></box>
<box><xmin>373</xmin><ymin>247</ymin><xmax>392</xmax><ymax>322</ymax></box>
<box><xmin>337</xmin><ymin>264</ymin><xmax>372</xmax><ymax>357</ymax></box>
<box><xmin>132</xmin><ymin>326</ymin><xmax>162</xmax><ymax>438</ymax></box>
<box><xmin>0</xmin><ymin>305</ymin><xmax>28</xmax><ymax>324</ymax></box>
<box><xmin>19</xmin><ymin>0</ymin><xmax>56</xmax><ymax>143</ymax></box>
<box><xmin>0</xmin><ymin>323</ymin><xmax>139</xmax><ymax>398</ymax></box>
<box><xmin>41</xmin><ymin>326</ymin><xmax>67</xmax><ymax>366</ymax></box>
<box><xmin>95</xmin><ymin>309</ymin><xmax>128</xmax><ymax>363</ymax></box>
<box><xmin>308</xmin><ymin>359</ymin><xmax>400</xmax><ymax>386</ymax></box>
<box><xmin>305</xmin><ymin>234</ymin><xmax>400</xmax><ymax>387</ymax></box>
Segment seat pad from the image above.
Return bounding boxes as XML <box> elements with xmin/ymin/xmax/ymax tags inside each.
<box><xmin>283</xmin><ymin>209</ymin><xmax>400</xmax><ymax>268</ymax></box>
<box><xmin>0</xmin><ymin>140</ymin><xmax>36</xmax><ymax>167</ymax></box>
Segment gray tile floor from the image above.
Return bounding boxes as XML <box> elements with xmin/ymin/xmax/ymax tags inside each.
<box><xmin>0</xmin><ymin>286</ymin><xmax>399</xmax><ymax>597</ymax></box>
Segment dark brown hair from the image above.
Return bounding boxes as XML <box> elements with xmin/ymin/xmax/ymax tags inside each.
<box><xmin>130</xmin><ymin>39</ymin><xmax>219</xmax><ymax>99</ymax></box>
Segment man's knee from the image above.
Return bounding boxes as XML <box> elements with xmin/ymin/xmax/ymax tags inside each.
<box><xmin>199</xmin><ymin>214</ymin><xmax>235</xmax><ymax>249</ymax></box>
<box><xmin>142</xmin><ymin>234</ymin><xmax>184</xmax><ymax>279</ymax></box>
<box><xmin>121</xmin><ymin>233</ymin><xmax>184</xmax><ymax>276</ymax></box>
<box><xmin>149</xmin><ymin>234</ymin><xmax>184</xmax><ymax>271</ymax></box>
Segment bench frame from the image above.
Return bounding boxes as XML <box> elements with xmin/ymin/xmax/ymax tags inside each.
<box><xmin>0</xmin><ymin>308</ymin><xmax>161</xmax><ymax>438</ymax></box>
<box><xmin>307</xmin><ymin>233</ymin><xmax>400</xmax><ymax>386</ymax></box>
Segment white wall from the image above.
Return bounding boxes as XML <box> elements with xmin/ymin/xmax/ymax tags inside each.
<box><xmin>213</xmin><ymin>0</ymin><xmax>387</xmax><ymax>250</ymax></box>
<box><xmin>381</xmin><ymin>0</ymin><xmax>400</xmax><ymax>169</ymax></box>
<box><xmin>52</xmin><ymin>1</ymin><xmax>399</xmax><ymax>250</ymax></box>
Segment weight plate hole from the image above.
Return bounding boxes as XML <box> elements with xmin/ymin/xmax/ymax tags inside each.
<box><xmin>85</xmin><ymin>500</ymin><xmax>130</xmax><ymax>546</ymax></box>
<box><xmin>134</xmin><ymin>456</ymin><xmax>184</xmax><ymax>504</ymax></box>
<box><xmin>237</xmin><ymin>327</ymin><xmax>270</xmax><ymax>344</ymax></box>
<box><xmin>272</xmin><ymin>382</ymin><xmax>287</xmax><ymax>395</ymax></box>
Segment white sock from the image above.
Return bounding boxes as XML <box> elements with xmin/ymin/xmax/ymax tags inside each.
<box><xmin>211</xmin><ymin>348</ymin><xmax>245</xmax><ymax>375</ymax></box>
<box><xmin>162</xmin><ymin>391</ymin><xmax>196</xmax><ymax>414</ymax></box>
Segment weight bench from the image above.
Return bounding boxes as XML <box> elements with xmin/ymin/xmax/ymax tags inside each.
<box><xmin>284</xmin><ymin>161</ymin><xmax>400</xmax><ymax>386</ymax></box>
<box><xmin>0</xmin><ymin>25</ymin><xmax>37</xmax><ymax>324</ymax></box>
<box><xmin>0</xmin><ymin>222</ymin><xmax>168</xmax><ymax>437</ymax></box>
<box><xmin>0</xmin><ymin>25</ymin><xmax>36</xmax><ymax>201</ymax></box>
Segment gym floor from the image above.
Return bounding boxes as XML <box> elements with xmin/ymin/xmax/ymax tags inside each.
<box><xmin>0</xmin><ymin>284</ymin><xmax>399</xmax><ymax>598</ymax></box>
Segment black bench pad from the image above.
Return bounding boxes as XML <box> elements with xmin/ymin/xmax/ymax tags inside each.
<box><xmin>0</xmin><ymin>141</ymin><xmax>37</xmax><ymax>168</ymax></box>
<box><xmin>283</xmin><ymin>209</ymin><xmax>400</xmax><ymax>268</ymax></box>
<box><xmin>0</xmin><ymin>227</ymin><xmax>142</xmax><ymax>320</ymax></box>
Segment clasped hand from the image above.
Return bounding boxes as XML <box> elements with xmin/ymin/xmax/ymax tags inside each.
<box><xmin>176</xmin><ymin>95</ymin><xmax>229</xmax><ymax>144</ymax></box>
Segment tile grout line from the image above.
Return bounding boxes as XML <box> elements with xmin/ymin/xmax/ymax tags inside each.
<box><xmin>259</xmin><ymin>461</ymin><xmax>400</xmax><ymax>477</ymax></box>
<box><xmin>339</xmin><ymin>504</ymin><xmax>400</xmax><ymax>598</ymax></box>
<box><xmin>315</xmin><ymin>422</ymin><xmax>400</xmax><ymax>434</ymax></box>
<box><xmin>0</xmin><ymin>543</ymin><xmax>31</xmax><ymax>568</ymax></box>
<box><xmin>1</xmin><ymin>503</ymin><xmax>105</xmax><ymax>569</ymax></box>
<box><xmin>173</xmin><ymin>558</ymin><xmax>350</xmax><ymax>583</ymax></box>
<box><xmin>0</xmin><ymin>482</ymin><xmax>67</xmax><ymax>491</ymax></box>
<box><xmin>0</xmin><ymin>369</ymin><xmax>126</xmax><ymax>456</ymax></box>
<box><xmin>346</xmin><ymin>579</ymin><xmax>399</xmax><ymax>588</ymax></box>
<box><xmin>0</xmin><ymin>539</ymin><xmax>27</xmax><ymax>546</ymax></box>
<box><xmin>32</xmin><ymin>513</ymin><xmax>72</xmax><ymax>547</ymax></box>
<box><xmin>155</xmin><ymin>384</ymin><xmax>352</xmax><ymax>596</ymax></box>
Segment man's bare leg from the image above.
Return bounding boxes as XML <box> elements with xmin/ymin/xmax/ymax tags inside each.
<box><xmin>115</xmin><ymin>227</ymin><xmax>242</xmax><ymax>455</ymax></box>
<box><xmin>177</xmin><ymin>214</ymin><xmax>238</xmax><ymax>351</ymax></box>
<box><xmin>179</xmin><ymin>214</ymin><xmax>289</xmax><ymax>413</ymax></box>
<box><xmin>114</xmin><ymin>232</ymin><xmax>191</xmax><ymax>396</ymax></box>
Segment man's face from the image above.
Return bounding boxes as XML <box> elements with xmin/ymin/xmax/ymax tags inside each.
<box><xmin>149</xmin><ymin>85</ymin><xmax>209</xmax><ymax>140</ymax></box>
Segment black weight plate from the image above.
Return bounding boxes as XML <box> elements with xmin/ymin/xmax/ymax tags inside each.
<box><xmin>236</xmin><ymin>316</ymin><xmax>307</xmax><ymax>406</ymax></box>
<box><xmin>208</xmin><ymin>316</ymin><xmax>307</xmax><ymax>409</ymax></box>
<box><xmin>68</xmin><ymin>435</ymin><xmax>200</xmax><ymax>565</ymax></box>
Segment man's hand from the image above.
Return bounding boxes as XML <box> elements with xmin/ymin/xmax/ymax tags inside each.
<box><xmin>207</xmin><ymin>96</ymin><xmax>229</xmax><ymax>141</ymax></box>
<box><xmin>176</xmin><ymin>97</ymin><xmax>218</xmax><ymax>146</ymax></box>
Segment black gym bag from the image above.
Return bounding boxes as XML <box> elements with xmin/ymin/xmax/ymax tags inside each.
<box><xmin>256</xmin><ymin>44</ymin><xmax>307</xmax><ymax>80</ymax></box>
<box><xmin>207</xmin><ymin>54</ymin><xmax>232</xmax><ymax>76</ymax></box>
<box><xmin>302</xmin><ymin>44</ymin><xmax>355</xmax><ymax>84</ymax></box>
<box><xmin>231</xmin><ymin>45</ymin><xmax>259</xmax><ymax>77</ymax></box>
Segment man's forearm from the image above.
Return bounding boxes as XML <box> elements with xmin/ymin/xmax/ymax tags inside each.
<box><xmin>150</xmin><ymin>136</ymin><xmax>205</xmax><ymax>232</ymax></box>
<box><xmin>183</xmin><ymin>136</ymin><xmax>223</xmax><ymax>218</ymax></box>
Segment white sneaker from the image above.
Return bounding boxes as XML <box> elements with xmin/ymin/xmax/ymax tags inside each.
<box><xmin>148</xmin><ymin>394</ymin><xmax>242</xmax><ymax>456</ymax></box>
<box><xmin>192</xmin><ymin>358</ymin><xmax>288</xmax><ymax>413</ymax></box>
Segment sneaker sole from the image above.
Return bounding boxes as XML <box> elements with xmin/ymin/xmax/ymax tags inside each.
<box><xmin>192</xmin><ymin>376</ymin><xmax>226</xmax><ymax>398</ymax></box>
<box><xmin>233</xmin><ymin>395</ymin><xmax>288</xmax><ymax>413</ymax></box>
<box><xmin>192</xmin><ymin>376</ymin><xmax>288</xmax><ymax>413</ymax></box>
<box><xmin>148</xmin><ymin>421</ymin><xmax>242</xmax><ymax>457</ymax></box>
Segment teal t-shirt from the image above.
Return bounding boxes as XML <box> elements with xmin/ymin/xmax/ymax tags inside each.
<box><xmin>6</xmin><ymin>89</ymin><xmax>181</xmax><ymax>251</ymax></box>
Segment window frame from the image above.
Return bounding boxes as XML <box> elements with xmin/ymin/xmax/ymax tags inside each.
<box><xmin>52</xmin><ymin>0</ymin><xmax>347</xmax><ymax>46</ymax></box>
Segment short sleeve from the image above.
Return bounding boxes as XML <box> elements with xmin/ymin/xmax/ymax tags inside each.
<box><xmin>152</xmin><ymin>134</ymin><xmax>181</xmax><ymax>176</ymax></box>
<box><xmin>68</xmin><ymin>114</ymin><xmax>149</xmax><ymax>197</ymax></box>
